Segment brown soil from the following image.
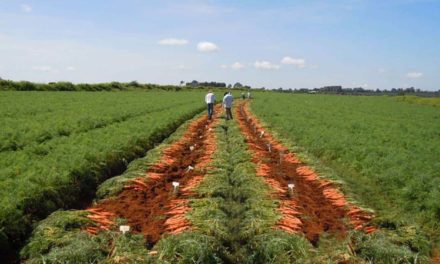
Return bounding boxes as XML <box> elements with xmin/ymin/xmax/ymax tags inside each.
<box><xmin>85</xmin><ymin>109</ymin><xmax>219</xmax><ymax>245</ymax></box>
<box><xmin>432</xmin><ymin>248</ymin><xmax>440</xmax><ymax>264</ymax></box>
<box><xmin>236</xmin><ymin>102</ymin><xmax>376</xmax><ymax>245</ymax></box>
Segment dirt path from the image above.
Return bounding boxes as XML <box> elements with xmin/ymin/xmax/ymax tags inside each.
<box><xmin>85</xmin><ymin>110</ymin><xmax>219</xmax><ymax>245</ymax></box>
<box><xmin>236</xmin><ymin>102</ymin><xmax>375</xmax><ymax>245</ymax></box>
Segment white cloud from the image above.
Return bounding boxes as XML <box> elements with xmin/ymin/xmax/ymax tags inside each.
<box><xmin>281</xmin><ymin>56</ymin><xmax>306</xmax><ymax>68</ymax></box>
<box><xmin>20</xmin><ymin>4</ymin><xmax>32</xmax><ymax>13</ymax></box>
<box><xmin>66</xmin><ymin>66</ymin><xmax>76</xmax><ymax>71</ymax></box>
<box><xmin>220</xmin><ymin>62</ymin><xmax>245</xmax><ymax>70</ymax></box>
<box><xmin>406</xmin><ymin>72</ymin><xmax>423</xmax><ymax>79</ymax></box>
<box><xmin>231</xmin><ymin>62</ymin><xmax>245</xmax><ymax>70</ymax></box>
<box><xmin>197</xmin><ymin>42</ymin><xmax>219</xmax><ymax>52</ymax></box>
<box><xmin>158</xmin><ymin>38</ymin><xmax>189</xmax><ymax>46</ymax></box>
<box><xmin>254</xmin><ymin>60</ymin><xmax>280</xmax><ymax>70</ymax></box>
<box><xmin>378</xmin><ymin>68</ymin><xmax>386</xmax><ymax>74</ymax></box>
<box><xmin>32</xmin><ymin>66</ymin><xmax>58</xmax><ymax>73</ymax></box>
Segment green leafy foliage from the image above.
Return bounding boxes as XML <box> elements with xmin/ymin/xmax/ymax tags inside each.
<box><xmin>21</xmin><ymin>210</ymin><xmax>153</xmax><ymax>264</ymax></box>
<box><xmin>20</xmin><ymin>210</ymin><xmax>105</xmax><ymax>263</ymax></box>
<box><xmin>154</xmin><ymin>232</ymin><xmax>224</xmax><ymax>264</ymax></box>
<box><xmin>248</xmin><ymin>231</ymin><xmax>311</xmax><ymax>264</ymax></box>
<box><xmin>351</xmin><ymin>230</ymin><xmax>430</xmax><ymax>263</ymax></box>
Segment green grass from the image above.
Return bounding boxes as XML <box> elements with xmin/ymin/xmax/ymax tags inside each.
<box><xmin>250</xmin><ymin>93</ymin><xmax>439</xmax><ymax>249</ymax></box>
<box><xmin>0</xmin><ymin>90</ymin><xmax>206</xmax><ymax>254</ymax></box>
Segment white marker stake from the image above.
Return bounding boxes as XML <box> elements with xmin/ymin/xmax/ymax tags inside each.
<box><xmin>186</xmin><ymin>165</ymin><xmax>194</xmax><ymax>172</ymax></box>
<box><xmin>172</xmin><ymin>181</ymin><xmax>180</xmax><ymax>195</ymax></box>
<box><xmin>189</xmin><ymin>146</ymin><xmax>195</xmax><ymax>151</ymax></box>
<box><xmin>119</xmin><ymin>225</ymin><xmax>130</xmax><ymax>234</ymax></box>
<box><xmin>267</xmin><ymin>143</ymin><xmax>271</xmax><ymax>153</ymax></box>
<box><xmin>260</xmin><ymin>131</ymin><xmax>265</xmax><ymax>138</ymax></box>
<box><xmin>287</xmin><ymin>183</ymin><xmax>295</xmax><ymax>198</ymax></box>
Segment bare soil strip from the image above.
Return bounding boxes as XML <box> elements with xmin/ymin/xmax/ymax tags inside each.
<box><xmin>236</xmin><ymin>102</ymin><xmax>376</xmax><ymax>245</ymax></box>
<box><xmin>85</xmin><ymin>111</ymin><xmax>218</xmax><ymax>245</ymax></box>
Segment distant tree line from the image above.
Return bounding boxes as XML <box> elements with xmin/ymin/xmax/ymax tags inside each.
<box><xmin>0</xmin><ymin>80</ymin><xmax>182</xmax><ymax>91</ymax></box>
<box><xmin>185</xmin><ymin>80</ymin><xmax>251</xmax><ymax>89</ymax></box>
<box><xmin>274</xmin><ymin>85</ymin><xmax>440</xmax><ymax>97</ymax></box>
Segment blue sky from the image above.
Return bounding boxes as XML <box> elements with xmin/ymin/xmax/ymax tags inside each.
<box><xmin>0</xmin><ymin>0</ymin><xmax>439</xmax><ymax>90</ymax></box>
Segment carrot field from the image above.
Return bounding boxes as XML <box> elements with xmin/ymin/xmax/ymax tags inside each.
<box><xmin>251</xmin><ymin>94</ymin><xmax>440</xmax><ymax>228</ymax></box>
<box><xmin>1</xmin><ymin>91</ymin><xmax>438</xmax><ymax>263</ymax></box>
<box><xmin>0</xmin><ymin>90</ymin><xmax>206</xmax><ymax>258</ymax></box>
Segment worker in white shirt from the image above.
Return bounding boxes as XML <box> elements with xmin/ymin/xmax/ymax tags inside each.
<box><xmin>205</xmin><ymin>90</ymin><xmax>216</xmax><ymax>120</ymax></box>
<box><xmin>223</xmin><ymin>92</ymin><xmax>233</xmax><ymax>120</ymax></box>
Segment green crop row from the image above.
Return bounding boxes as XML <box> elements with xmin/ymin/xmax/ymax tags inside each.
<box><xmin>0</xmin><ymin>91</ymin><xmax>206</xmax><ymax>256</ymax></box>
<box><xmin>0</xmin><ymin>91</ymin><xmax>198</xmax><ymax>152</ymax></box>
<box><xmin>250</xmin><ymin>94</ymin><xmax>440</xmax><ymax>239</ymax></box>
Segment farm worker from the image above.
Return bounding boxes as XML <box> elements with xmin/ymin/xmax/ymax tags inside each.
<box><xmin>223</xmin><ymin>92</ymin><xmax>234</xmax><ymax>120</ymax></box>
<box><xmin>222</xmin><ymin>92</ymin><xmax>228</xmax><ymax>115</ymax></box>
<box><xmin>241</xmin><ymin>92</ymin><xmax>246</xmax><ymax>99</ymax></box>
<box><xmin>205</xmin><ymin>90</ymin><xmax>216</xmax><ymax>120</ymax></box>
<box><xmin>247</xmin><ymin>91</ymin><xmax>251</xmax><ymax>99</ymax></box>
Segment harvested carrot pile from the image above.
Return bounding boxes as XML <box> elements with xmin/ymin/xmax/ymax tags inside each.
<box><xmin>85</xmin><ymin>111</ymin><xmax>218</xmax><ymax>244</ymax></box>
<box><xmin>236</xmin><ymin>102</ymin><xmax>376</xmax><ymax>245</ymax></box>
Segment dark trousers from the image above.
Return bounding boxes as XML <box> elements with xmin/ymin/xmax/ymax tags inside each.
<box><xmin>225</xmin><ymin>107</ymin><xmax>233</xmax><ymax>120</ymax></box>
<box><xmin>207</xmin><ymin>103</ymin><xmax>214</xmax><ymax>120</ymax></box>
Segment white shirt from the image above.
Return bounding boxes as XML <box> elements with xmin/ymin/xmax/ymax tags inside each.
<box><xmin>223</xmin><ymin>94</ymin><xmax>233</xmax><ymax>108</ymax></box>
<box><xmin>205</xmin><ymin>92</ymin><xmax>216</xmax><ymax>104</ymax></box>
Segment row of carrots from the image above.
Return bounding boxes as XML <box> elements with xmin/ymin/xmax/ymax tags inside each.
<box><xmin>239</xmin><ymin>102</ymin><xmax>377</xmax><ymax>236</ymax></box>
